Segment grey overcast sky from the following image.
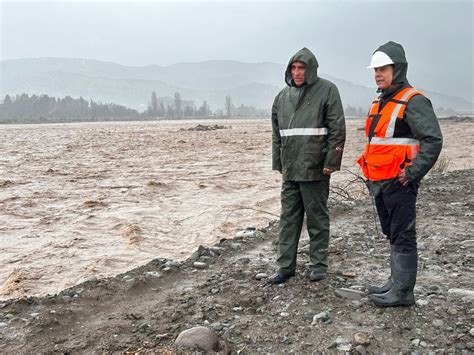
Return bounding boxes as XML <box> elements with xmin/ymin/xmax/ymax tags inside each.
<box><xmin>1</xmin><ymin>0</ymin><xmax>473</xmax><ymax>101</ymax></box>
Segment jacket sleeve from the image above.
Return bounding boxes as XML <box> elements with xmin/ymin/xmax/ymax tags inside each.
<box><xmin>323</xmin><ymin>84</ymin><xmax>346</xmax><ymax>170</ymax></box>
<box><xmin>271</xmin><ymin>93</ymin><xmax>282</xmax><ymax>172</ymax></box>
<box><xmin>404</xmin><ymin>95</ymin><xmax>443</xmax><ymax>181</ymax></box>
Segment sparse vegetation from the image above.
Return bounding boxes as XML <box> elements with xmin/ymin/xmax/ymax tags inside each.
<box><xmin>430</xmin><ymin>155</ymin><xmax>450</xmax><ymax>174</ymax></box>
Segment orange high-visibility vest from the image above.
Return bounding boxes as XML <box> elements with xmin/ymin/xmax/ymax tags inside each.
<box><xmin>357</xmin><ymin>87</ymin><xmax>422</xmax><ymax>181</ymax></box>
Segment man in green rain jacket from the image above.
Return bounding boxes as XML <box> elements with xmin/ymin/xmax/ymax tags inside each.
<box><xmin>269</xmin><ymin>47</ymin><xmax>346</xmax><ymax>284</ymax></box>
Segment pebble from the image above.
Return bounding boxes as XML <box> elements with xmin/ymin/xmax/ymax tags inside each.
<box><xmin>255</xmin><ymin>273</ymin><xmax>268</xmax><ymax>280</ymax></box>
<box><xmin>209</xmin><ymin>246</ymin><xmax>225</xmax><ymax>254</ymax></box>
<box><xmin>211</xmin><ymin>322</ymin><xmax>224</xmax><ymax>331</ymax></box>
<box><xmin>420</xmin><ymin>341</ymin><xmax>428</xmax><ymax>347</ymax></box>
<box><xmin>232</xmin><ymin>307</ymin><xmax>243</xmax><ymax>312</ymax></box>
<box><xmin>354</xmin><ymin>345</ymin><xmax>367</xmax><ymax>354</ymax></box>
<box><xmin>412</xmin><ymin>338</ymin><xmax>421</xmax><ymax>346</ymax></box>
<box><xmin>0</xmin><ymin>322</ymin><xmax>7</xmax><ymax>328</ymax></box>
<box><xmin>165</xmin><ymin>261</ymin><xmax>181</xmax><ymax>268</ymax></box>
<box><xmin>144</xmin><ymin>271</ymin><xmax>161</xmax><ymax>278</ymax></box>
<box><xmin>280</xmin><ymin>312</ymin><xmax>290</xmax><ymax>317</ymax></box>
<box><xmin>193</xmin><ymin>262</ymin><xmax>208</xmax><ymax>270</ymax></box>
<box><xmin>335</xmin><ymin>288</ymin><xmax>365</xmax><ymax>301</ymax></box>
<box><xmin>416</xmin><ymin>299</ymin><xmax>429</xmax><ymax>306</ymax></box>
<box><xmin>447</xmin><ymin>307</ymin><xmax>458</xmax><ymax>316</ymax></box>
<box><xmin>354</xmin><ymin>332</ymin><xmax>370</xmax><ymax>345</ymax></box>
<box><xmin>312</xmin><ymin>311</ymin><xmax>330</xmax><ymax>324</ymax></box>
<box><xmin>433</xmin><ymin>319</ymin><xmax>444</xmax><ymax>327</ymax></box>
<box><xmin>236</xmin><ymin>229</ymin><xmax>256</xmax><ymax>238</ymax></box>
<box><xmin>470</xmin><ymin>328</ymin><xmax>474</xmax><ymax>336</ymax></box>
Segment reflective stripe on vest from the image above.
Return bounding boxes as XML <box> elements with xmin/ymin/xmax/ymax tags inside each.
<box><xmin>279</xmin><ymin>127</ymin><xmax>328</xmax><ymax>137</ymax></box>
<box><xmin>369</xmin><ymin>137</ymin><xmax>420</xmax><ymax>145</ymax></box>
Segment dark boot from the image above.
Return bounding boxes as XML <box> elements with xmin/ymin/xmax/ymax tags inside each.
<box><xmin>368</xmin><ymin>277</ymin><xmax>392</xmax><ymax>294</ymax></box>
<box><xmin>371</xmin><ymin>249</ymin><xmax>417</xmax><ymax>307</ymax></box>
<box><xmin>267</xmin><ymin>271</ymin><xmax>295</xmax><ymax>285</ymax></box>
<box><xmin>368</xmin><ymin>247</ymin><xmax>394</xmax><ymax>294</ymax></box>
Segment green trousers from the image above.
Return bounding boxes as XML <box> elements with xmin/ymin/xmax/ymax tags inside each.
<box><xmin>277</xmin><ymin>180</ymin><xmax>330</xmax><ymax>274</ymax></box>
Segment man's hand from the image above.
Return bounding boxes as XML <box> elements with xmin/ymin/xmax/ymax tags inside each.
<box><xmin>397</xmin><ymin>169</ymin><xmax>409</xmax><ymax>186</ymax></box>
<box><xmin>323</xmin><ymin>168</ymin><xmax>334</xmax><ymax>175</ymax></box>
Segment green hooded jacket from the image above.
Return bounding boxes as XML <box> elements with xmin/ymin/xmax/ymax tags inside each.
<box><xmin>366</xmin><ymin>41</ymin><xmax>443</xmax><ymax>195</ymax></box>
<box><xmin>272</xmin><ymin>48</ymin><xmax>346</xmax><ymax>181</ymax></box>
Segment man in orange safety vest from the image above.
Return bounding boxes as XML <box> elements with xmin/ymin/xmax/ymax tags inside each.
<box><xmin>358</xmin><ymin>41</ymin><xmax>443</xmax><ymax>307</ymax></box>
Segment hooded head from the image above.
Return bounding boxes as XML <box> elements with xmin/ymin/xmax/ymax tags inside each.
<box><xmin>367</xmin><ymin>41</ymin><xmax>408</xmax><ymax>87</ymax></box>
<box><xmin>285</xmin><ymin>47</ymin><xmax>319</xmax><ymax>87</ymax></box>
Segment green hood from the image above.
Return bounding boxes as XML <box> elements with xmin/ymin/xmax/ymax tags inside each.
<box><xmin>285</xmin><ymin>47</ymin><xmax>319</xmax><ymax>87</ymax></box>
<box><xmin>373</xmin><ymin>41</ymin><xmax>409</xmax><ymax>87</ymax></box>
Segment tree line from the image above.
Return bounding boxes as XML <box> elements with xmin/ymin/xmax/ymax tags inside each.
<box><xmin>0</xmin><ymin>92</ymin><xmax>267</xmax><ymax>124</ymax></box>
<box><xmin>0</xmin><ymin>94</ymin><xmax>140</xmax><ymax>124</ymax></box>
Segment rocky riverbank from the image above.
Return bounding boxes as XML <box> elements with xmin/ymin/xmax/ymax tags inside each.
<box><xmin>1</xmin><ymin>169</ymin><xmax>472</xmax><ymax>353</ymax></box>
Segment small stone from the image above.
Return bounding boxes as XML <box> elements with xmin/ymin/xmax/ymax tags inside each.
<box><xmin>280</xmin><ymin>312</ymin><xmax>290</xmax><ymax>317</ymax></box>
<box><xmin>255</xmin><ymin>273</ymin><xmax>268</xmax><ymax>280</ymax></box>
<box><xmin>232</xmin><ymin>307</ymin><xmax>243</xmax><ymax>312</ymax></box>
<box><xmin>0</xmin><ymin>322</ymin><xmax>7</xmax><ymax>328</ymax></box>
<box><xmin>433</xmin><ymin>319</ymin><xmax>444</xmax><ymax>327</ymax></box>
<box><xmin>211</xmin><ymin>322</ymin><xmax>223</xmax><ymax>331</ymax></box>
<box><xmin>412</xmin><ymin>338</ymin><xmax>421</xmax><ymax>347</ymax></box>
<box><xmin>335</xmin><ymin>288</ymin><xmax>365</xmax><ymax>301</ymax></box>
<box><xmin>416</xmin><ymin>299</ymin><xmax>429</xmax><ymax>306</ymax></box>
<box><xmin>193</xmin><ymin>262</ymin><xmax>208</xmax><ymax>269</ymax></box>
<box><xmin>470</xmin><ymin>328</ymin><xmax>474</xmax><ymax>336</ymax></box>
<box><xmin>236</xmin><ymin>229</ymin><xmax>256</xmax><ymax>238</ymax></box>
<box><xmin>175</xmin><ymin>326</ymin><xmax>220</xmax><ymax>351</ymax></box>
<box><xmin>420</xmin><ymin>341</ymin><xmax>428</xmax><ymax>347</ymax></box>
<box><xmin>210</xmin><ymin>288</ymin><xmax>219</xmax><ymax>295</ymax></box>
<box><xmin>30</xmin><ymin>313</ymin><xmax>39</xmax><ymax>318</ymax></box>
<box><xmin>354</xmin><ymin>345</ymin><xmax>367</xmax><ymax>354</ymax></box>
<box><xmin>144</xmin><ymin>271</ymin><xmax>161</xmax><ymax>278</ymax></box>
<box><xmin>312</xmin><ymin>311</ymin><xmax>330</xmax><ymax>325</ymax></box>
<box><xmin>354</xmin><ymin>332</ymin><xmax>370</xmax><ymax>346</ymax></box>
<box><xmin>209</xmin><ymin>246</ymin><xmax>225</xmax><ymax>255</ymax></box>
<box><xmin>447</xmin><ymin>307</ymin><xmax>458</xmax><ymax>316</ymax></box>
<box><xmin>165</xmin><ymin>261</ymin><xmax>181</xmax><ymax>268</ymax></box>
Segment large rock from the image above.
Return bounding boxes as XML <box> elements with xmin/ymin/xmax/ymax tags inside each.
<box><xmin>175</xmin><ymin>326</ymin><xmax>220</xmax><ymax>351</ymax></box>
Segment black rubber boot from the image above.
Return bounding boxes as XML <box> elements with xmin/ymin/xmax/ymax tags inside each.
<box><xmin>368</xmin><ymin>247</ymin><xmax>394</xmax><ymax>294</ymax></box>
<box><xmin>368</xmin><ymin>277</ymin><xmax>392</xmax><ymax>295</ymax></box>
<box><xmin>267</xmin><ymin>271</ymin><xmax>295</xmax><ymax>285</ymax></box>
<box><xmin>370</xmin><ymin>249</ymin><xmax>417</xmax><ymax>307</ymax></box>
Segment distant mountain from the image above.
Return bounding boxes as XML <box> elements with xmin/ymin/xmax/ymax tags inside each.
<box><xmin>1</xmin><ymin>58</ymin><xmax>472</xmax><ymax>112</ymax></box>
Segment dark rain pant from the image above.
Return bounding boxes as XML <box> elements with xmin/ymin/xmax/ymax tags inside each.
<box><xmin>277</xmin><ymin>180</ymin><xmax>330</xmax><ymax>274</ymax></box>
<box><xmin>374</xmin><ymin>180</ymin><xmax>418</xmax><ymax>253</ymax></box>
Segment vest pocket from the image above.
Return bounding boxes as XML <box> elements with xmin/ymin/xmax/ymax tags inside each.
<box><xmin>364</xmin><ymin>154</ymin><xmax>401</xmax><ymax>181</ymax></box>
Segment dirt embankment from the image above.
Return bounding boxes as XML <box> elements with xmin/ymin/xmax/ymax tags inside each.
<box><xmin>0</xmin><ymin>169</ymin><xmax>472</xmax><ymax>353</ymax></box>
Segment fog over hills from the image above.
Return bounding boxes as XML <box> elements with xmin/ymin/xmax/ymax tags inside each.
<box><xmin>1</xmin><ymin>58</ymin><xmax>472</xmax><ymax>113</ymax></box>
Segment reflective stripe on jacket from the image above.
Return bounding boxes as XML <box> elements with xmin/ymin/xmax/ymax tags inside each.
<box><xmin>357</xmin><ymin>87</ymin><xmax>423</xmax><ymax>181</ymax></box>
